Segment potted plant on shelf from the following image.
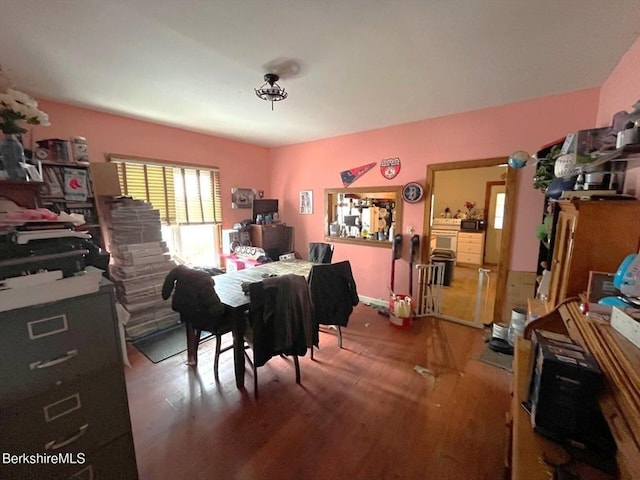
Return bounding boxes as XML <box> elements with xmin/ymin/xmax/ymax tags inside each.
<box><xmin>533</xmin><ymin>143</ymin><xmax>562</xmax><ymax>192</ymax></box>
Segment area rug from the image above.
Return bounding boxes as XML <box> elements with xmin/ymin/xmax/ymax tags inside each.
<box><xmin>477</xmin><ymin>345</ymin><xmax>513</xmax><ymax>372</ymax></box>
<box><xmin>133</xmin><ymin>324</ymin><xmax>213</xmax><ymax>364</ymax></box>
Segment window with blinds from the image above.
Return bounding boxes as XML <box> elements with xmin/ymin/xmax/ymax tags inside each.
<box><xmin>109</xmin><ymin>156</ymin><xmax>222</xmax><ymax>225</ymax></box>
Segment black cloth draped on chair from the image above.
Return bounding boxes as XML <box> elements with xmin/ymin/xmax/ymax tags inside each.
<box><xmin>162</xmin><ymin>265</ymin><xmax>226</xmax><ymax>328</ymax></box>
<box><xmin>161</xmin><ymin>265</ymin><xmax>234</xmax><ymax>375</ymax></box>
<box><xmin>308</xmin><ymin>259</ymin><xmax>359</xmax><ymax>330</ymax></box>
<box><xmin>308</xmin><ymin>242</ymin><xmax>334</xmax><ymax>264</ymax></box>
<box><xmin>248</xmin><ymin>274</ymin><xmax>315</xmax><ymax>368</ymax></box>
<box><xmin>247</xmin><ymin>274</ymin><xmax>314</xmax><ymax>397</ymax></box>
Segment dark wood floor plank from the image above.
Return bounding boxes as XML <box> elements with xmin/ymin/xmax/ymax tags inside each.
<box><xmin>125</xmin><ymin>304</ymin><xmax>510</xmax><ymax>480</ymax></box>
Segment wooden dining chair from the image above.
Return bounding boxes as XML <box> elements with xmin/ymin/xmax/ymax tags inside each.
<box><xmin>162</xmin><ymin>265</ymin><xmax>235</xmax><ymax>379</ymax></box>
<box><xmin>246</xmin><ymin>274</ymin><xmax>314</xmax><ymax>398</ymax></box>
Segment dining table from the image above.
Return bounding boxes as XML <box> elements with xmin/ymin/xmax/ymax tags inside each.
<box><xmin>213</xmin><ymin>259</ymin><xmax>316</xmax><ymax>389</ymax></box>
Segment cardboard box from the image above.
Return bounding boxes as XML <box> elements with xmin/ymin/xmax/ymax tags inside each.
<box><xmin>89</xmin><ymin>162</ymin><xmax>122</xmax><ymax>196</ymax></box>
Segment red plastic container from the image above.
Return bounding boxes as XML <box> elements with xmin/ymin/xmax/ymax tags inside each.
<box><xmin>389</xmin><ymin>294</ymin><xmax>413</xmax><ymax>329</ymax></box>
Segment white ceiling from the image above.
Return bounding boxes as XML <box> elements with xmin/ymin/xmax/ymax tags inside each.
<box><xmin>1</xmin><ymin>1</ymin><xmax>639</xmax><ymax>147</ymax></box>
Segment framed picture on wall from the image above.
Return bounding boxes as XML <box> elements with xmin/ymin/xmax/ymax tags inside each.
<box><xmin>299</xmin><ymin>190</ymin><xmax>313</xmax><ymax>214</ymax></box>
<box><xmin>231</xmin><ymin>187</ymin><xmax>255</xmax><ymax>209</ymax></box>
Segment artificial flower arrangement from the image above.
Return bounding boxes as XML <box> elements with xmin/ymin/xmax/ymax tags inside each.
<box><xmin>464</xmin><ymin>201</ymin><xmax>475</xmax><ymax>212</ymax></box>
<box><xmin>0</xmin><ymin>88</ymin><xmax>50</xmax><ymax>134</ymax></box>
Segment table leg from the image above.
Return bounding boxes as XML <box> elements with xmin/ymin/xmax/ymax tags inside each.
<box><xmin>233</xmin><ymin>310</ymin><xmax>246</xmax><ymax>389</ymax></box>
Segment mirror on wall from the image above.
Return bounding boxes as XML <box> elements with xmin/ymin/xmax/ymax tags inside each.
<box><xmin>324</xmin><ymin>186</ymin><xmax>403</xmax><ymax>248</ymax></box>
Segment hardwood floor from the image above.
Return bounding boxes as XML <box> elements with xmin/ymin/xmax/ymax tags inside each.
<box><xmin>440</xmin><ymin>264</ymin><xmax>498</xmax><ymax>325</ymax></box>
<box><xmin>124</xmin><ymin>304</ymin><xmax>511</xmax><ymax>480</ymax></box>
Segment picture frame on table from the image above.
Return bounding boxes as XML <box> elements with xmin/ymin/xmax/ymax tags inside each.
<box><xmin>231</xmin><ymin>187</ymin><xmax>255</xmax><ymax>209</ymax></box>
<box><xmin>299</xmin><ymin>190</ymin><xmax>313</xmax><ymax>214</ymax></box>
<box><xmin>20</xmin><ymin>162</ymin><xmax>42</xmax><ymax>182</ymax></box>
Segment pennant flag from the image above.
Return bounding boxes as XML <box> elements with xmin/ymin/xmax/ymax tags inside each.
<box><xmin>340</xmin><ymin>162</ymin><xmax>377</xmax><ymax>187</ymax></box>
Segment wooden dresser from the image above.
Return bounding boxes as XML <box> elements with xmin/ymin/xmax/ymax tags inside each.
<box><xmin>508</xmin><ymin>299</ymin><xmax>640</xmax><ymax>479</ymax></box>
<box><xmin>0</xmin><ymin>280</ymin><xmax>138</xmax><ymax>479</ymax></box>
<box><xmin>250</xmin><ymin>224</ymin><xmax>294</xmax><ymax>260</ymax></box>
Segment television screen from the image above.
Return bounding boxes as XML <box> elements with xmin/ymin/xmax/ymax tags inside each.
<box><xmin>253</xmin><ymin>199</ymin><xmax>278</xmax><ymax>221</ymax></box>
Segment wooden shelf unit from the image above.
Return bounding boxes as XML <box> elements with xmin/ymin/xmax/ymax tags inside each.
<box><xmin>0</xmin><ymin>179</ymin><xmax>43</xmax><ymax>209</ymax></box>
<box><xmin>545</xmin><ymin>199</ymin><xmax>640</xmax><ymax>309</ymax></box>
<box><xmin>509</xmin><ymin>299</ymin><xmax>640</xmax><ymax>479</ymax></box>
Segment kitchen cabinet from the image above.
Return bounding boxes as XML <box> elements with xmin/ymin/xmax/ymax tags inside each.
<box><xmin>546</xmin><ymin>199</ymin><xmax>640</xmax><ymax>308</ymax></box>
<box><xmin>457</xmin><ymin>231</ymin><xmax>485</xmax><ymax>265</ymax></box>
<box><xmin>0</xmin><ymin>280</ymin><xmax>138</xmax><ymax>479</ymax></box>
<box><xmin>250</xmin><ymin>224</ymin><xmax>294</xmax><ymax>260</ymax></box>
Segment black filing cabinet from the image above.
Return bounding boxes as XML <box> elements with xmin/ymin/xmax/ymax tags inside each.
<box><xmin>0</xmin><ymin>280</ymin><xmax>138</xmax><ymax>479</ymax></box>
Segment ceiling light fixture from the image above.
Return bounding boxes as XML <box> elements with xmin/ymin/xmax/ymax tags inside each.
<box><xmin>255</xmin><ymin>73</ymin><xmax>287</xmax><ymax>110</ymax></box>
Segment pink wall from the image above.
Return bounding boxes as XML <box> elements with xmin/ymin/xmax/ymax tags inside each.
<box><xmin>25</xmin><ymin>49</ymin><xmax>640</xmax><ymax>302</ymax></box>
<box><xmin>597</xmin><ymin>36</ymin><xmax>640</xmax><ymax>198</ymax></box>
<box><xmin>597</xmin><ymin>36</ymin><xmax>640</xmax><ymax>127</ymax></box>
<box><xmin>28</xmin><ymin>100</ymin><xmax>270</xmax><ymax>227</ymax></box>
<box><xmin>270</xmin><ymin>89</ymin><xmax>600</xmax><ymax>301</ymax></box>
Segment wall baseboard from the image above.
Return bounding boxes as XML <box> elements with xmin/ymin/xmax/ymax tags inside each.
<box><xmin>358</xmin><ymin>295</ymin><xmax>388</xmax><ymax>308</ymax></box>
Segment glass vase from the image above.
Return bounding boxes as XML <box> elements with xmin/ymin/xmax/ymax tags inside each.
<box><xmin>0</xmin><ymin>134</ymin><xmax>27</xmax><ymax>181</ymax></box>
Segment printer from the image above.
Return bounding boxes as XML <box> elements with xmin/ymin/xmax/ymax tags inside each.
<box><xmin>0</xmin><ymin>223</ymin><xmax>109</xmax><ymax>281</ymax></box>
<box><xmin>526</xmin><ymin>330</ymin><xmax>616</xmax><ymax>469</ymax></box>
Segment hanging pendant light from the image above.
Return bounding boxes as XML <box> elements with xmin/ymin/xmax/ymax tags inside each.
<box><xmin>255</xmin><ymin>73</ymin><xmax>288</xmax><ymax>110</ymax></box>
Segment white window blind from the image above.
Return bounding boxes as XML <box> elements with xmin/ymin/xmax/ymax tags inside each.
<box><xmin>109</xmin><ymin>156</ymin><xmax>222</xmax><ymax>225</ymax></box>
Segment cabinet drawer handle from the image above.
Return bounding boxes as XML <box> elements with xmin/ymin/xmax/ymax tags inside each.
<box><xmin>44</xmin><ymin>423</ymin><xmax>89</xmax><ymax>451</ymax></box>
<box><xmin>30</xmin><ymin>350</ymin><xmax>78</xmax><ymax>370</ymax></box>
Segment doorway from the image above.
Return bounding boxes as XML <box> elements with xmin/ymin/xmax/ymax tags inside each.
<box><xmin>423</xmin><ymin>158</ymin><xmax>517</xmax><ymax>328</ymax></box>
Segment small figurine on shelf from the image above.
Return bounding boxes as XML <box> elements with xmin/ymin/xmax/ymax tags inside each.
<box><xmin>70</xmin><ymin>136</ymin><xmax>89</xmax><ymax>164</ymax></box>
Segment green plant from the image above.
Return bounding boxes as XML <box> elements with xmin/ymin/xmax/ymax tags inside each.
<box><xmin>533</xmin><ymin>144</ymin><xmax>561</xmax><ymax>191</ymax></box>
<box><xmin>535</xmin><ymin>215</ymin><xmax>553</xmax><ymax>242</ymax></box>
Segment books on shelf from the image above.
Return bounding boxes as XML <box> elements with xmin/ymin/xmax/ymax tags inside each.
<box><xmin>40</xmin><ymin>165</ymin><xmax>93</xmax><ymax>199</ymax></box>
<box><xmin>42</xmin><ymin>166</ymin><xmax>63</xmax><ymax>197</ymax></box>
<box><xmin>63</xmin><ymin>167</ymin><xmax>88</xmax><ymax>201</ymax></box>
